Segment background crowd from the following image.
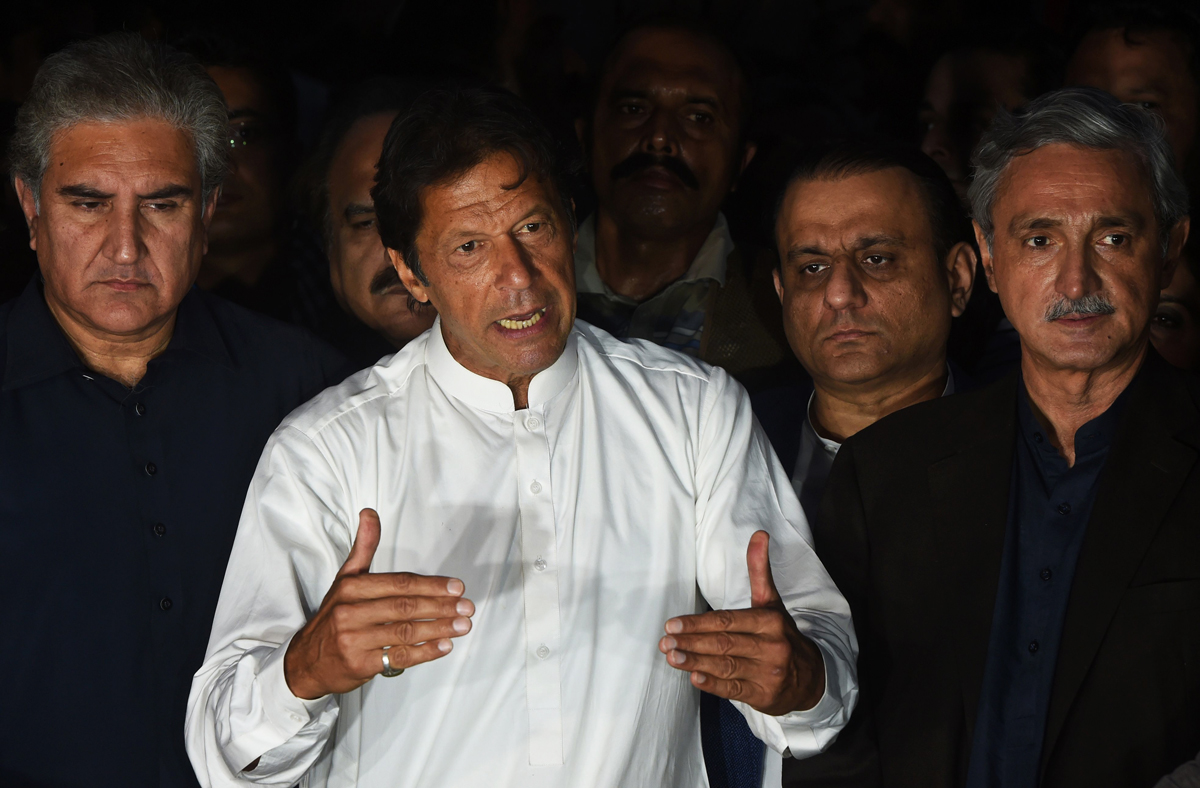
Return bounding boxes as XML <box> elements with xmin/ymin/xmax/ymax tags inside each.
<box><xmin>2</xmin><ymin>1</ymin><xmax>1200</xmax><ymax>788</ymax></box>
<box><xmin>2</xmin><ymin>0</ymin><xmax>1197</xmax><ymax>381</ymax></box>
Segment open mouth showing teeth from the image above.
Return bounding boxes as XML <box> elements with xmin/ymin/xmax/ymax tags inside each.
<box><xmin>498</xmin><ymin>308</ymin><xmax>545</xmax><ymax>330</ymax></box>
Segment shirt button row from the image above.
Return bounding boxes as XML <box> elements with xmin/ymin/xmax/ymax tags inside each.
<box><xmin>530</xmin><ymin>481</ymin><xmax>543</xmax><ymax>495</ymax></box>
<box><xmin>525</xmin><ymin>417</ymin><xmax>541</xmax><ymax>430</ymax></box>
<box><xmin>536</xmin><ymin>644</ymin><xmax>550</xmax><ymax>659</ymax></box>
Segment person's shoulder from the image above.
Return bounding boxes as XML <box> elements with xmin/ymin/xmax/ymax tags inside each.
<box><xmin>197</xmin><ymin>290</ymin><xmax>331</xmax><ymax>357</ymax></box>
<box><xmin>573</xmin><ymin>319</ymin><xmax>717</xmax><ymax>385</ymax></box>
<box><xmin>845</xmin><ymin>370</ymin><xmax>1019</xmax><ymax>462</ymax></box>
<box><xmin>276</xmin><ymin>330</ymin><xmax>428</xmax><ymax>439</ymax></box>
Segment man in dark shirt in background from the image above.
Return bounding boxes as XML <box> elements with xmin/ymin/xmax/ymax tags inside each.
<box><xmin>0</xmin><ymin>33</ymin><xmax>347</xmax><ymax>787</ymax></box>
<box><xmin>812</xmin><ymin>88</ymin><xmax>1200</xmax><ymax>788</ymax></box>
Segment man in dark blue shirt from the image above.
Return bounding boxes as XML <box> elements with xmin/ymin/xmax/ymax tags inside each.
<box><xmin>804</xmin><ymin>88</ymin><xmax>1200</xmax><ymax>788</ymax></box>
<box><xmin>0</xmin><ymin>34</ymin><xmax>347</xmax><ymax>787</ymax></box>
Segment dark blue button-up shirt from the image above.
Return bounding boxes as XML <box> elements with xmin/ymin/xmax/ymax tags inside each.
<box><xmin>0</xmin><ymin>280</ymin><xmax>349</xmax><ymax>788</ymax></box>
<box><xmin>966</xmin><ymin>379</ymin><xmax>1129</xmax><ymax>788</ymax></box>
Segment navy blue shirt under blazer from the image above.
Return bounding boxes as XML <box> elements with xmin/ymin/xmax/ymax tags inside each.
<box><xmin>0</xmin><ymin>280</ymin><xmax>349</xmax><ymax>788</ymax></box>
<box><xmin>965</xmin><ymin>380</ymin><xmax>1129</xmax><ymax>788</ymax></box>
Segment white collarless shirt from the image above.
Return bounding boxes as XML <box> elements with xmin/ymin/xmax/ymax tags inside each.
<box><xmin>186</xmin><ymin>320</ymin><xmax>858</xmax><ymax>788</ymax></box>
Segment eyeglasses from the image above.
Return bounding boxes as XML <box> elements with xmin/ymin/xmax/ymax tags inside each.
<box><xmin>227</xmin><ymin>120</ymin><xmax>272</xmax><ymax>149</ymax></box>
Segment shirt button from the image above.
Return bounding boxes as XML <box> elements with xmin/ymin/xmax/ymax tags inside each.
<box><xmin>1034</xmin><ymin>432</ymin><xmax>1044</xmax><ymax>444</ymax></box>
<box><xmin>534</xmin><ymin>557</ymin><xmax>547</xmax><ymax>572</ymax></box>
<box><xmin>530</xmin><ymin>481</ymin><xmax>542</xmax><ymax>494</ymax></box>
<box><xmin>1057</xmin><ymin>502</ymin><xmax>1071</xmax><ymax>516</ymax></box>
<box><xmin>1028</xmin><ymin>640</ymin><xmax>1039</xmax><ymax>654</ymax></box>
<box><xmin>536</xmin><ymin>644</ymin><xmax>550</xmax><ymax>659</ymax></box>
<box><xmin>525</xmin><ymin>417</ymin><xmax>540</xmax><ymax>430</ymax></box>
<box><xmin>152</xmin><ymin>522</ymin><xmax>166</xmax><ymax>536</ymax></box>
<box><xmin>1040</xmin><ymin>567</ymin><xmax>1052</xmax><ymax>581</ymax></box>
<box><xmin>145</xmin><ymin>462</ymin><xmax>157</xmax><ymax>476</ymax></box>
<box><xmin>134</xmin><ymin>402</ymin><xmax>146</xmax><ymax>416</ymax></box>
<box><xmin>159</xmin><ymin>597</ymin><xmax>173</xmax><ymax>611</ymax></box>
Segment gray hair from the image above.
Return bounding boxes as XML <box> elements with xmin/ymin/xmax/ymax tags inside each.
<box><xmin>968</xmin><ymin>87</ymin><xmax>1189</xmax><ymax>257</ymax></box>
<box><xmin>8</xmin><ymin>32</ymin><xmax>228</xmax><ymax>205</ymax></box>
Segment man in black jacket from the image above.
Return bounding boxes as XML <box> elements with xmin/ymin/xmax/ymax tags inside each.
<box><xmin>807</xmin><ymin>87</ymin><xmax>1198</xmax><ymax>788</ymax></box>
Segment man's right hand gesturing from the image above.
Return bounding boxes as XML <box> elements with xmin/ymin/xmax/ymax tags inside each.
<box><xmin>284</xmin><ymin>508</ymin><xmax>474</xmax><ymax>700</ymax></box>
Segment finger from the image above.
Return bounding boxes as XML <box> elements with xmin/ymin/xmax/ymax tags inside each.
<box><xmin>658</xmin><ymin>631</ymin><xmax>764</xmax><ymax>658</ymax></box>
<box><xmin>369</xmin><ymin>638</ymin><xmax>455</xmax><ymax>675</ymax></box>
<box><xmin>338</xmin><ymin>509</ymin><xmax>382</xmax><ymax>578</ymax></box>
<box><xmin>747</xmin><ymin>530</ymin><xmax>782</xmax><ymax>608</ymax></box>
<box><xmin>687</xmin><ymin>671</ymin><xmax>751</xmax><ymax>704</ymax></box>
<box><xmin>353</xmin><ymin>615</ymin><xmax>473</xmax><ymax>651</ymax></box>
<box><xmin>331</xmin><ymin>594</ymin><xmax>475</xmax><ymax>630</ymax></box>
<box><xmin>664</xmin><ymin>607</ymin><xmax>781</xmax><ymax>636</ymax></box>
<box><xmin>663</xmin><ymin>649</ymin><xmax>749</xmax><ymax>681</ymax></box>
<box><xmin>336</xmin><ymin>571</ymin><xmax>467</xmax><ymax>603</ymax></box>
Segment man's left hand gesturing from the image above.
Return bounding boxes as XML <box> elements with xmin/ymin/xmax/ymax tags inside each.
<box><xmin>659</xmin><ymin>530</ymin><xmax>826</xmax><ymax>716</ymax></box>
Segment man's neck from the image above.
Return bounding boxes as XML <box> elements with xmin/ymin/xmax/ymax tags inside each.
<box><xmin>1021</xmin><ymin>341</ymin><xmax>1146</xmax><ymax>466</ymax></box>
<box><xmin>810</xmin><ymin>359</ymin><xmax>949</xmax><ymax>444</ymax></box>
<box><xmin>592</xmin><ymin>210</ymin><xmax>715</xmax><ymax>303</ymax></box>
<box><xmin>195</xmin><ymin>238</ymin><xmax>278</xmax><ymax>290</ymax></box>
<box><xmin>45</xmin><ymin>298</ymin><xmax>176</xmax><ymax>388</ymax></box>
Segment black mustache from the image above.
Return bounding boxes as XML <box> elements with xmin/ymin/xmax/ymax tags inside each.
<box><xmin>369</xmin><ymin>265</ymin><xmax>405</xmax><ymax>295</ymax></box>
<box><xmin>610</xmin><ymin>153</ymin><xmax>700</xmax><ymax>190</ymax></box>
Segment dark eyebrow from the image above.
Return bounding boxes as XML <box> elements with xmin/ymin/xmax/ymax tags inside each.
<box><xmin>343</xmin><ymin>202</ymin><xmax>375</xmax><ymax>221</ymax></box>
<box><xmin>58</xmin><ymin>184</ymin><xmax>113</xmax><ymax>199</ymax></box>
<box><xmin>1095</xmin><ymin>213</ymin><xmax>1147</xmax><ymax>231</ymax></box>
<box><xmin>853</xmin><ymin>233</ymin><xmax>906</xmax><ymax>250</ymax></box>
<box><xmin>1009</xmin><ymin>215</ymin><xmax>1062</xmax><ymax>234</ymax></box>
<box><xmin>684</xmin><ymin>95</ymin><xmax>720</xmax><ymax>109</ymax></box>
<box><xmin>139</xmin><ymin>184</ymin><xmax>193</xmax><ymax>200</ymax></box>
<box><xmin>787</xmin><ymin>244</ymin><xmax>827</xmax><ymax>261</ymax></box>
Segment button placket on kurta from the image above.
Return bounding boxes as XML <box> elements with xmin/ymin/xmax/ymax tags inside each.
<box><xmin>514</xmin><ymin>406</ymin><xmax>564</xmax><ymax>766</ymax></box>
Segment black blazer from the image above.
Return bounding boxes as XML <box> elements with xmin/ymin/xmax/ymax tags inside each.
<box><xmin>786</xmin><ymin>352</ymin><xmax>1200</xmax><ymax>788</ymax></box>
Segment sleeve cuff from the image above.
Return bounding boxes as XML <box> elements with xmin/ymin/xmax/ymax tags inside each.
<box><xmin>225</xmin><ymin>639</ymin><xmax>335</xmax><ymax>772</ymax></box>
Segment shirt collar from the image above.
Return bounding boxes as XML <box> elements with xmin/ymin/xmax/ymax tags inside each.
<box><xmin>424</xmin><ymin>316</ymin><xmax>579</xmax><ymax>413</ymax></box>
<box><xmin>3</xmin><ymin>281</ymin><xmax>233</xmax><ymax>392</ymax></box>
<box><xmin>802</xmin><ymin>364</ymin><xmax>957</xmax><ymax>454</ymax></box>
<box><xmin>574</xmin><ymin>212</ymin><xmax>733</xmax><ymax>297</ymax></box>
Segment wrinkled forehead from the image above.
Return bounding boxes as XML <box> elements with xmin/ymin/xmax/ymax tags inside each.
<box><xmin>779</xmin><ymin>168</ymin><xmax>935</xmax><ymax>250</ymax></box>
<box><xmin>991</xmin><ymin>143</ymin><xmax>1156</xmax><ymax>228</ymax></box>
<box><xmin>599</xmin><ymin>28</ymin><xmax>743</xmax><ymax>111</ymax></box>
<box><xmin>419</xmin><ymin>152</ymin><xmax>563</xmax><ymax>239</ymax></box>
<box><xmin>44</xmin><ymin>118</ymin><xmax>201</xmax><ymax>188</ymax></box>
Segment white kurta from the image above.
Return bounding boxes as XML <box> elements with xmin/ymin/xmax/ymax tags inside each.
<box><xmin>185</xmin><ymin>319</ymin><xmax>858</xmax><ymax>788</ymax></box>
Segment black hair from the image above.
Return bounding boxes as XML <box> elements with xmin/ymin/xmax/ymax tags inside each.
<box><xmin>172</xmin><ymin>31</ymin><xmax>298</xmax><ymax>143</ymax></box>
<box><xmin>372</xmin><ymin>87</ymin><xmax>576</xmax><ymax>287</ymax></box>
<box><xmin>936</xmin><ymin>23</ymin><xmax>1066</xmax><ymax>100</ymax></box>
<box><xmin>1069</xmin><ymin>1</ymin><xmax>1200</xmax><ymax>89</ymax></box>
<box><xmin>298</xmin><ymin>77</ymin><xmax>431</xmax><ymax>247</ymax></box>
<box><xmin>774</xmin><ymin>142</ymin><xmax>972</xmax><ymax>266</ymax></box>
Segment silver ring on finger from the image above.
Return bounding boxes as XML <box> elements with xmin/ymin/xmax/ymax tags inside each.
<box><xmin>380</xmin><ymin>648</ymin><xmax>405</xmax><ymax>678</ymax></box>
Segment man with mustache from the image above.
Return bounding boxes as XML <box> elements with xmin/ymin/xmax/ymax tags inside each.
<box><xmin>809</xmin><ymin>88</ymin><xmax>1200</xmax><ymax>788</ymax></box>
<box><xmin>575</xmin><ymin>18</ymin><xmax>791</xmax><ymax>389</ymax></box>
<box><xmin>303</xmin><ymin>79</ymin><xmax>437</xmax><ymax>368</ymax></box>
<box><xmin>0</xmin><ymin>34</ymin><xmax>348</xmax><ymax>787</ymax></box>
<box><xmin>187</xmin><ymin>87</ymin><xmax>858</xmax><ymax>788</ymax></box>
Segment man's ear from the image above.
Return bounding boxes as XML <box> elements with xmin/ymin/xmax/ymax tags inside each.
<box><xmin>730</xmin><ymin>142</ymin><xmax>758</xmax><ymax>192</ymax></box>
<box><xmin>972</xmin><ymin>220</ymin><xmax>998</xmax><ymax>295</ymax></box>
<box><xmin>200</xmin><ymin>187</ymin><xmax>220</xmax><ymax>256</ymax></box>
<box><xmin>772</xmin><ymin>265</ymin><xmax>784</xmax><ymax>304</ymax></box>
<box><xmin>389</xmin><ymin>248</ymin><xmax>430</xmax><ymax>305</ymax></box>
<box><xmin>945</xmin><ymin>240</ymin><xmax>977</xmax><ymax>318</ymax></box>
<box><xmin>13</xmin><ymin>177</ymin><xmax>39</xmax><ymax>250</ymax></box>
<box><xmin>1162</xmin><ymin>216</ymin><xmax>1191</xmax><ymax>290</ymax></box>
